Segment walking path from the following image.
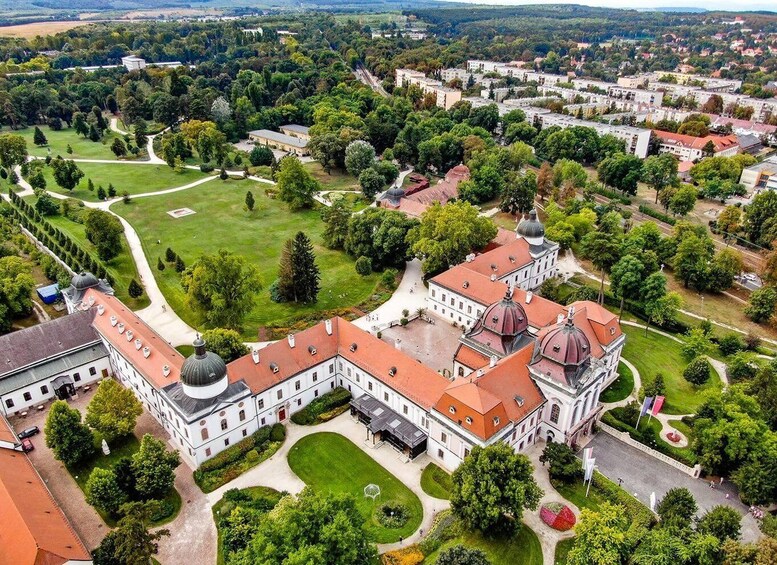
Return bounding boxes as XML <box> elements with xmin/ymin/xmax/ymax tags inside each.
<box><xmin>108</xmin><ymin>117</ymin><xmax>128</xmax><ymax>136</ymax></box>
<box><xmin>600</xmin><ymin>357</ymin><xmax>642</xmax><ymax>411</ymax></box>
<box><xmin>206</xmin><ymin>414</ymin><xmax>450</xmax><ymax>554</ymax></box>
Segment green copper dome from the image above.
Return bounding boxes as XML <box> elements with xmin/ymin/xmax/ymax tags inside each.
<box><xmin>181</xmin><ymin>336</ymin><xmax>227</xmax><ymax>388</ymax></box>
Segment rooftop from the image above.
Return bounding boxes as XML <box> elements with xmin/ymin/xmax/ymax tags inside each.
<box><xmin>247</xmin><ymin>129</ymin><xmax>308</xmax><ymax>149</ymax></box>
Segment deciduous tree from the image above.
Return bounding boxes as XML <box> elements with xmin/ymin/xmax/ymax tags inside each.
<box><xmin>200</xmin><ymin>328</ymin><xmax>249</xmax><ymax>363</ymax></box>
<box><xmin>85</xmin><ymin>378</ymin><xmax>143</xmax><ymax>442</ymax></box>
<box><xmin>131</xmin><ymin>434</ymin><xmax>180</xmax><ymax>500</ymax></box>
<box><xmin>44</xmin><ymin>400</ymin><xmax>94</xmax><ymax>466</ymax></box>
<box><xmin>276</xmin><ymin>156</ymin><xmax>319</xmax><ymax>210</ymax></box>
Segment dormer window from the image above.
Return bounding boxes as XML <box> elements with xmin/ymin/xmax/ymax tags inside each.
<box><xmin>463</xmin><ymin>281</ymin><xmax>469</xmax><ymax>289</ymax></box>
<box><xmin>270</xmin><ymin>363</ymin><xmax>279</xmax><ymax>374</ymax></box>
<box><xmin>308</xmin><ymin>345</ymin><xmax>317</xmax><ymax>355</ymax></box>
<box><xmin>350</xmin><ymin>343</ymin><xmax>358</xmax><ymax>352</ymax></box>
<box><xmin>465</xmin><ymin>416</ymin><xmax>473</xmax><ymax>425</ymax></box>
<box><xmin>553</xmin><ymin>344</ymin><xmax>561</xmax><ymax>352</ymax></box>
<box><xmin>493</xmin><ymin>416</ymin><xmax>501</xmax><ymax>426</ymax></box>
<box><xmin>449</xmin><ymin>406</ymin><xmax>456</xmax><ymax>414</ymax></box>
<box><xmin>389</xmin><ymin>366</ymin><xmax>396</xmax><ymax>377</ymax></box>
<box><xmin>610</xmin><ymin>327</ymin><xmax>616</xmax><ymax>335</ymax></box>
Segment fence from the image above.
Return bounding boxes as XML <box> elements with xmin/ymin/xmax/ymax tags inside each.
<box><xmin>598</xmin><ymin>421</ymin><xmax>702</xmax><ymax>478</ymax></box>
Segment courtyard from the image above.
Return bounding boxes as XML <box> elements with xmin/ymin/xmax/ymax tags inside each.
<box><xmin>111</xmin><ymin>181</ymin><xmax>381</xmax><ymax>337</ymax></box>
<box><xmin>379</xmin><ymin>316</ymin><xmax>463</xmax><ymax>374</ymax></box>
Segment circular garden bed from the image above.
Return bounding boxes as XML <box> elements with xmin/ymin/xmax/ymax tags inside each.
<box><xmin>540</xmin><ymin>502</ymin><xmax>576</xmax><ymax>531</ymax></box>
<box><xmin>375</xmin><ymin>501</ymin><xmax>409</xmax><ymax>529</ymax></box>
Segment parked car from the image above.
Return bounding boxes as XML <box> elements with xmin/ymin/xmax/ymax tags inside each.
<box><xmin>20</xmin><ymin>438</ymin><xmax>34</xmax><ymax>452</ymax></box>
<box><xmin>18</xmin><ymin>426</ymin><xmax>39</xmax><ymax>439</ymax></box>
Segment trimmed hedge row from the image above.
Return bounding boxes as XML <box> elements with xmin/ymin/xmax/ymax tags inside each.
<box><xmin>638</xmin><ymin>204</ymin><xmax>677</xmax><ymax>226</ymax></box>
<box><xmin>194</xmin><ymin>424</ymin><xmax>285</xmax><ymax>493</ymax></box>
<box><xmin>602</xmin><ymin>411</ymin><xmax>696</xmax><ymax>467</ymax></box>
<box><xmin>290</xmin><ymin>387</ymin><xmax>352</xmax><ymax>425</ymax></box>
<box><xmin>588</xmin><ymin>184</ymin><xmax>632</xmax><ymax>205</ymax></box>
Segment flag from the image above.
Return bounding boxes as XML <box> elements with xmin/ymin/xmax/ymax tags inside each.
<box><xmin>640</xmin><ymin>396</ymin><xmax>654</xmax><ymax>417</ymax></box>
<box><xmin>584</xmin><ymin>457</ymin><xmax>595</xmax><ymax>482</ymax></box>
<box><xmin>651</xmin><ymin>396</ymin><xmax>665</xmax><ymax>416</ymax></box>
<box><xmin>582</xmin><ymin>447</ymin><xmax>593</xmax><ymax>465</ymax></box>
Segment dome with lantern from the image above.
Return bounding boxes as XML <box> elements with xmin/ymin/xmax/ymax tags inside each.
<box><xmin>530</xmin><ymin>308</ymin><xmax>592</xmax><ymax>386</ymax></box>
<box><xmin>180</xmin><ymin>335</ymin><xmax>229</xmax><ymax>399</ymax></box>
<box><xmin>465</xmin><ymin>288</ymin><xmax>531</xmax><ymax>356</ymax></box>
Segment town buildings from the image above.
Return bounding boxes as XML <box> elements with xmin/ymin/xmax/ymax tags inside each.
<box><xmin>395</xmin><ymin>68</ymin><xmax>462</xmax><ymax>110</ymax></box>
<box><xmin>740</xmin><ymin>155</ymin><xmax>777</xmax><ymax>194</ymax></box>
<box><xmin>654</xmin><ymin>131</ymin><xmax>740</xmax><ymax>161</ymax></box>
<box><xmin>248</xmin><ymin>126</ymin><xmax>310</xmax><ymax>156</ymax></box>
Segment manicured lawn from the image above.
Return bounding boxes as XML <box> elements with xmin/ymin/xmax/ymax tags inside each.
<box><xmin>18</xmin><ymin>126</ymin><xmax>130</xmax><ymax>160</ymax></box>
<box><xmin>668</xmin><ymin>418</ymin><xmax>693</xmax><ymax>438</ymax></box>
<box><xmin>112</xmin><ymin>182</ymin><xmax>380</xmax><ymax>338</ymax></box>
<box><xmin>324</xmin><ymin>191</ymin><xmax>370</xmax><ymax>212</ymax></box>
<box><xmin>68</xmin><ymin>434</ymin><xmax>181</xmax><ymax>527</ymax></box>
<box><xmin>287</xmin><ymin>432</ymin><xmax>423</xmax><ymax>543</ymax></box>
<box><xmin>622</xmin><ymin>325</ymin><xmax>722</xmax><ymax>415</ymax></box>
<box><xmin>554</xmin><ymin>537</ymin><xmax>575</xmax><ymax>564</ymax></box>
<box><xmin>600</xmin><ymin>362</ymin><xmax>635</xmax><ymax>403</ymax></box>
<box><xmin>423</xmin><ymin>525</ymin><xmax>543</xmax><ymax>565</ymax></box>
<box><xmin>35</xmin><ymin>161</ymin><xmax>210</xmax><ymax>202</ymax></box>
<box><xmin>304</xmin><ymin>162</ymin><xmax>360</xmax><ymax>191</ymax></box>
<box><xmin>420</xmin><ymin>463</ymin><xmax>452</xmax><ymax>500</ymax></box>
<box><xmin>24</xmin><ymin>198</ymin><xmax>149</xmax><ymax>309</ymax></box>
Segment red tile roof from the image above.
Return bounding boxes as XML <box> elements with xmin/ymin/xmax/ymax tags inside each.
<box><xmin>0</xmin><ymin>419</ymin><xmax>91</xmax><ymax>565</ymax></box>
<box><xmin>86</xmin><ymin>289</ymin><xmax>184</xmax><ymax>389</ymax></box>
<box><xmin>228</xmin><ymin>318</ymin><xmax>451</xmax><ymax>410</ymax></box>
<box><xmin>453</xmin><ymin>344</ymin><xmax>490</xmax><ymax>370</ymax></box>
<box><xmin>463</xmin><ymin>238</ymin><xmax>533</xmax><ymax>277</ymax></box>
<box><xmin>654</xmin><ymin>130</ymin><xmax>739</xmax><ymax>152</ymax></box>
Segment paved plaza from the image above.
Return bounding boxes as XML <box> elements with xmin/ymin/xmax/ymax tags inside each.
<box><xmin>379</xmin><ymin>316</ymin><xmax>462</xmax><ymax>374</ymax></box>
<box><xmin>587</xmin><ymin>432</ymin><xmax>761</xmax><ymax>542</ymax></box>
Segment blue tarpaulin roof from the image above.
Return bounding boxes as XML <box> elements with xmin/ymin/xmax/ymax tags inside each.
<box><xmin>36</xmin><ymin>283</ymin><xmax>60</xmax><ymax>304</ymax></box>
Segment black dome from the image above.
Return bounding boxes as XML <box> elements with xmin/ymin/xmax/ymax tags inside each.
<box><xmin>517</xmin><ymin>209</ymin><xmax>545</xmax><ymax>239</ymax></box>
<box><xmin>181</xmin><ymin>337</ymin><xmax>227</xmax><ymax>388</ymax></box>
<box><xmin>385</xmin><ymin>186</ymin><xmax>406</xmax><ymax>205</ymax></box>
<box><xmin>71</xmin><ymin>271</ymin><xmax>99</xmax><ymax>290</ymax></box>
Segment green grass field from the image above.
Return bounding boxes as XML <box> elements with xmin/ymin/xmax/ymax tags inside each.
<box><xmin>35</xmin><ymin>161</ymin><xmax>210</xmax><ymax>202</ymax></box>
<box><xmin>420</xmin><ymin>463</ymin><xmax>452</xmax><ymax>500</ymax></box>
<box><xmin>622</xmin><ymin>325</ymin><xmax>722</xmax><ymax>415</ymax></box>
<box><xmin>554</xmin><ymin>537</ymin><xmax>575</xmax><ymax>564</ymax></box>
<box><xmin>18</xmin><ymin>126</ymin><xmax>130</xmax><ymax>160</ymax></box>
<box><xmin>68</xmin><ymin>434</ymin><xmax>181</xmax><ymax>527</ymax></box>
<box><xmin>423</xmin><ymin>525</ymin><xmax>543</xmax><ymax>565</ymax></box>
<box><xmin>287</xmin><ymin>432</ymin><xmax>423</xmax><ymax>543</ymax></box>
<box><xmin>22</xmin><ymin>196</ymin><xmax>149</xmax><ymax>309</ymax></box>
<box><xmin>111</xmin><ymin>182</ymin><xmax>380</xmax><ymax>337</ymax></box>
<box><xmin>600</xmin><ymin>362</ymin><xmax>635</xmax><ymax>403</ymax></box>
<box><xmin>304</xmin><ymin>162</ymin><xmax>360</xmax><ymax>191</ymax></box>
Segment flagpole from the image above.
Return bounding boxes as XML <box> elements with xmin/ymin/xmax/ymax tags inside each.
<box><xmin>586</xmin><ymin>474</ymin><xmax>593</xmax><ymax>497</ymax></box>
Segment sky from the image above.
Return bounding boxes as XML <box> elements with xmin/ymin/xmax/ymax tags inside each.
<box><xmin>441</xmin><ymin>0</ymin><xmax>776</xmax><ymax>12</ymax></box>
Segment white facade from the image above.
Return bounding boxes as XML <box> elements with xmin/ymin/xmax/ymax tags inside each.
<box><xmin>395</xmin><ymin>68</ymin><xmax>462</xmax><ymax>110</ymax></box>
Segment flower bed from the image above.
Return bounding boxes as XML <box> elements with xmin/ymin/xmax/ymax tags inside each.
<box><xmin>539</xmin><ymin>502</ymin><xmax>576</xmax><ymax>531</ymax></box>
<box><xmin>376</xmin><ymin>501</ymin><xmax>409</xmax><ymax>529</ymax></box>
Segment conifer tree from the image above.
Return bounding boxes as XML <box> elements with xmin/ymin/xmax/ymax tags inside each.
<box><xmin>175</xmin><ymin>255</ymin><xmax>185</xmax><ymax>273</ymax></box>
<box><xmin>157</xmin><ymin>257</ymin><xmax>165</xmax><ymax>271</ymax></box>
<box><xmin>291</xmin><ymin>231</ymin><xmax>320</xmax><ymax>303</ymax></box>
<box><xmin>128</xmin><ymin>279</ymin><xmax>143</xmax><ymax>298</ymax></box>
<box><xmin>245</xmin><ymin>190</ymin><xmax>255</xmax><ymax>211</ymax></box>
<box><xmin>276</xmin><ymin>238</ymin><xmax>295</xmax><ymax>302</ymax></box>
<box><xmin>165</xmin><ymin>247</ymin><xmax>176</xmax><ymax>262</ymax></box>
<box><xmin>33</xmin><ymin>126</ymin><xmax>48</xmax><ymax>146</ymax></box>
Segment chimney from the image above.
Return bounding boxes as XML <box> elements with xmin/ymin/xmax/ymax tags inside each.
<box><xmin>251</xmin><ymin>348</ymin><xmax>259</xmax><ymax>364</ymax></box>
<box><xmin>110</xmin><ymin>315</ymin><xmax>117</xmax><ymax>326</ymax></box>
<box><xmin>134</xmin><ymin>338</ymin><xmax>142</xmax><ymax>350</ymax></box>
<box><xmin>557</xmin><ymin>313</ymin><xmax>564</xmax><ymax>325</ymax></box>
<box><xmin>126</xmin><ymin>330</ymin><xmax>134</xmax><ymax>342</ymax></box>
<box><xmin>490</xmin><ymin>355</ymin><xmax>497</xmax><ymax>368</ymax></box>
<box><xmin>142</xmin><ymin>346</ymin><xmax>150</xmax><ymax>358</ymax></box>
<box><xmin>325</xmin><ymin>319</ymin><xmax>333</xmax><ymax>335</ymax></box>
<box><xmin>162</xmin><ymin>365</ymin><xmax>171</xmax><ymax>377</ymax></box>
<box><xmin>117</xmin><ymin>323</ymin><xmax>125</xmax><ymax>334</ymax></box>
<box><xmin>477</xmin><ymin>368</ymin><xmax>485</xmax><ymax>377</ymax></box>
<box><xmin>394</xmin><ymin>338</ymin><xmax>402</xmax><ymax>351</ymax></box>
<box><xmin>490</xmin><ymin>274</ymin><xmax>497</xmax><ymax>282</ymax></box>
<box><xmin>525</xmin><ymin>291</ymin><xmax>533</xmax><ymax>304</ymax></box>
<box><xmin>97</xmin><ymin>305</ymin><xmax>105</xmax><ymax>316</ymax></box>
<box><xmin>288</xmin><ymin>334</ymin><xmax>295</xmax><ymax>348</ymax></box>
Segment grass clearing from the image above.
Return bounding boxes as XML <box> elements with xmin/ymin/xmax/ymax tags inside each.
<box><xmin>287</xmin><ymin>432</ymin><xmax>422</xmax><ymax>543</ymax></box>
<box><xmin>19</xmin><ymin>126</ymin><xmax>132</xmax><ymax>160</ymax></box>
<box><xmin>554</xmin><ymin>537</ymin><xmax>575</xmax><ymax>564</ymax></box>
<box><xmin>36</xmin><ymin>161</ymin><xmax>210</xmax><ymax>202</ymax></box>
<box><xmin>600</xmin><ymin>362</ymin><xmax>635</xmax><ymax>403</ymax></box>
<box><xmin>304</xmin><ymin>162</ymin><xmax>359</xmax><ymax>191</ymax></box>
<box><xmin>112</xmin><ymin>182</ymin><xmax>380</xmax><ymax>338</ymax></box>
<box><xmin>68</xmin><ymin>434</ymin><xmax>181</xmax><ymax>527</ymax></box>
<box><xmin>423</xmin><ymin>525</ymin><xmax>543</xmax><ymax>565</ymax></box>
<box><xmin>420</xmin><ymin>463</ymin><xmax>452</xmax><ymax>500</ymax></box>
<box><xmin>0</xmin><ymin>20</ymin><xmax>90</xmax><ymax>38</ymax></box>
<box><xmin>622</xmin><ymin>325</ymin><xmax>722</xmax><ymax>415</ymax></box>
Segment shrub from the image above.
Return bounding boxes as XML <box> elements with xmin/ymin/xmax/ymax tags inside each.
<box><xmin>200</xmin><ymin>162</ymin><xmax>214</xmax><ymax>173</ymax></box>
<box><xmin>375</xmin><ymin>501</ymin><xmax>409</xmax><ymax>528</ymax></box>
<box><xmin>381</xmin><ymin>268</ymin><xmax>399</xmax><ymax>289</ymax></box>
<box><xmin>290</xmin><ymin>387</ymin><xmax>352</xmax><ymax>425</ymax></box>
<box><xmin>683</xmin><ymin>357</ymin><xmax>711</xmax><ymax>385</ymax></box>
<box><xmin>197</xmin><ymin>426</ymin><xmax>276</xmax><ymax>473</ymax></box>
<box><xmin>588</xmin><ymin>184</ymin><xmax>632</xmax><ymax>205</ymax></box>
<box><xmin>718</xmin><ymin>333</ymin><xmax>745</xmax><ymax>356</ymax></box>
<box><xmin>270</xmin><ymin>423</ymin><xmax>285</xmax><ymax>442</ymax></box>
<box><xmin>638</xmin><ymin>205</ymin><xmax>677</xmax><ymax>225</ymax></box>
<box><xmin>355</xmin><ymin>255</ymin><xmax>372</xmax><ymax>276</ymax></box>
<box><xmin>381</xmin><ymin>545</ymin><xmax>424</xmax><ymax>565</ymax></box>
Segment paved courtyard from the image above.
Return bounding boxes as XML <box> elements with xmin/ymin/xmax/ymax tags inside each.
<box><xmin>587</xmin><ymin>432</ymin><xmax>760</xmax><ymax>542</ymax></box>
<box><xmin>379</xmin><ymin>316</ymin><xmax>462</xmax><ymax>375</ymax></box>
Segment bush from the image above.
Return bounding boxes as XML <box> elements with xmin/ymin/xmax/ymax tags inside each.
<box><xmin>375</xmin><ymin>501</ymin><xmax>409</xmax><ymax>528</ymax></box>
<box><xmin>270</xmin><ymin>423</ymin><xmax>285</xmax><ymax>442</ymax></box>
<box><xmin>683</xmin><ymin>357</ymin><xmax>711</xmax><ymax>385</ymax></box>
<box><xmin>638</xmin><ymin>205</ymin><xmax>676</xmax><ymax>225</ymax></box>
<box><xmin>588</xmin><ymin>184</ymin><xmax>632</xmax><ymax>205</ymax></box>
<box><xmin>355</xmin><ymin>255</ymin><xmax>373</xmax><ymax>276</ymax></box>
<box><xmin>419</xmin><ymin>510</ymin><xmax>460</xmax><ymax>555</ymax></box>
<box><xmin>718</xmin><ymin>333</ymin><xmax>745</xmax><ymax>356</ymax></box>
<box><xmin>381</xmin><ymin>545</ymin><xmax>424</xmax><ymax>565</ymax></box>
<box><xmin>381</xmin><ymin>268</ymin><xmax>399</xmax><ymax>289</ymax></box>
<box><xmin>200</xmin><ymin>162</ymin><xmax>214</xmax><ymax>173</ymax></box>
<box><xmin>197</xmin><ymin>425</ymin><xmax>275</xmax><ymax>473</ymax></box>
<box><xmin>290</xmin><ymin>387</ymin><xmax>352</xmax><ymax>425</ymax></box>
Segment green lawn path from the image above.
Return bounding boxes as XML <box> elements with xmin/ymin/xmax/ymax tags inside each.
<box><xmin>287</xmin><ymin>432</ymin><xmax>422</xmax><ymax>543</ymax></box>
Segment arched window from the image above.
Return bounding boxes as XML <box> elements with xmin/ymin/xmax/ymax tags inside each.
<box><xmin>572</xmin><ymin>403</ymin><xmax>581</xmax><ymax>425</ymax></box>
<box><xmin>239</xmin><ymin>410</ymin><xmax>246</xmax><ymax>422</ymax></box>
<box><xmin>220</xmin><ymin>418</ymin><xmax>228</xmax><ymax>431</ymax></box>
<box><xmin>458</xmin><ymin>366</ymin><xmax>464</xmax><ymax>377</ymax></box>
<box><xmin>550</xmin><ymin>404</ymin><xmax>560</xmax><ymax>424</ymax></box>
<box><xmin>201</xmin><ymin>428</ymin><xmax>209</xmax><ymax>441</ymax></box>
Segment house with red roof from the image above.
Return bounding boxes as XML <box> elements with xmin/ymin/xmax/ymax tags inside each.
<box><xmin>654</xmin><ymin>130</ymin><xmax>740</xmax><ymax>161</ymax></box>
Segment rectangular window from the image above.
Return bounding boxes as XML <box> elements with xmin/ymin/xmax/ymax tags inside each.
<box><xmin>277</xmin><ymin>390</ymin><xmax>283</xmax><ymax>400</ymax></box>
<box><xmin>329</xmin><ymin>364</ymin><xmax>334</xmax><ymax>374</ymax></box>
<box><xmin>89</xmin><ymin>367</ymin><xmax>97</xmax><ymax>376</ymax></box>
<box><xmin>295</xmin><ymin>381</ymin><xmax>301</xmax><ymax>391</ymax></box>
<box><xmin>450</xmin><ymin>297</ymin><xmax>454</xmax><ymax>306</ymax></box>
<box><xmin>464</xmin><ymin>448</ymin><xmax>470</xmax><ymax>458</ymax></box>
<box><xmin>261</xmin><ymin>417</ymin><xmax>266</xmax><ymax>426</ymax></box>
<box><xmin>314</xmin><ymin>390</ymin><xmax>319</xmax><ymax>397</ymax></box>
<box><xmin>73</xmin><ymin>373</ymin><xmax>81</xmax><ymax>382</ymax></box>
<box><xmin>258</xmin><ymin>398</ymin><xmax>265</xmax><ymax>409</ymax></box>
<box><xmin>368</xmin><ymin>382</ymin><xmax>373</xmax><ymax>391</ymax></box>
<box><xmin>442</xmin><ymin>293</ymin><xmax>446</xmax><ymax>302</ymax></box>
<box><xmin>297</xmin><ymin>399</ymin><xmax>302</xmax><ymax>406</ymax></box>
<box><xmin>438</xmin><ymin>449</ymin><xmax>444</xmax><ymax>459</ymax></box>
<box><xmin>5</xmin><ymin>399</ymin><xmax>14</xmax><ymax>408</ymax></box>
<box><xmin>403</xmin><ymin>405</ymin><xmax>408</xmax><ymax>415</ymax></box>
<box><xmin>384</xmin><ymin>392</ymin><xmax>389</xmax><ymax>402</ymax></box>
<box><xmin>201</xmin><ymin>428</ymin><xmax>209</xmax><ymax>441</ymax></box>
<box><xmin>23</xmin><ymin>392</ymin><xmax>32</xmax><ymax>402</ymax></box>
<box><xmin>224</xmin><ymin>438</ymin><xmax>230</xmax><ymax>446</ymax></box>
<box><xmin>40</xmin><ymin>385</ymin><xmax>48</xmax><ymax>395</ymax></box>
<box><xmin>467</xmin><ymin>305</ymin><xmax>472</xmax><ymax>314</ymax></box>
<box><xmin>431</xmin><ymin>289</ymin><xmax>436</xmax><ymax>297</ymax></box>
<box><xmin>441</xmin><ymin>432</ymin><xmax>448</xmax><ymax>443</ymax></box>
<box><xmin>356</xmin><ymin>374</ymin><xmax>360</xmax><ymax>383</ymax></box>
<box><xmin>239</xmin><ymin>410</ymin><xmax>246</xmax><ymax>421</ymax></box>
<box><xmin>338</xmin><ymin>361</ymin><xmax>343</xmax><ymax>370</ymax></box>
<box><xmin>242</xmin><ymin>429</ymin><xmax>248</xmax><ymax>437</ymax></box>
<box><xmin>313</xmin><ymin>372</ymin><xmax>318</xmax><ymax>382</ymax></box>
<box><xmin>205</xmin><ymin>448</ymin><xmax>211</xmax><ymax>457</ymax></box>
<box><xmin>347</xmin><ymin>367</ymin><xmax>352</xmax><ymax>377</ymax></box>
<box><xmin>331</xmin><ymin>382</ymin><xmax>334</xmax><ymax>389</ymax></box>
